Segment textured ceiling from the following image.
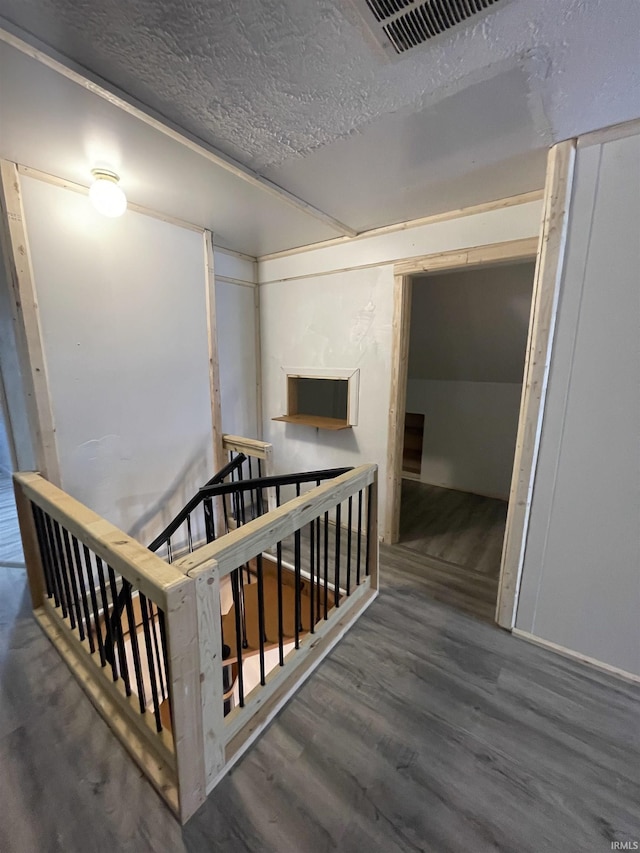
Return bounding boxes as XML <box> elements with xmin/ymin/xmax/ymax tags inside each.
<box><xmin>0</xmin><ymin>0</ymin><xmax>639</xmax><ymax>246</ymax></box>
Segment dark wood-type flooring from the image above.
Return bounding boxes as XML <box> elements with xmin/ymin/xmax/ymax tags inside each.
<box><xmin>2</xmin><ymin>540</ymin><xmax>640</xmax><ymax>852</ymax></box>
<box><xmin>399</xmin><ymin>480</ymin><xmax>508</xmax><ymax>621</ymax></box>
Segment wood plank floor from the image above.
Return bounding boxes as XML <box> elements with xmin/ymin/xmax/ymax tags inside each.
<box><xmin>398</xmin><ymin>480</ymin><xmax>507</xmax><ymax>622</ymax></box>
<box><xmin>0</xmin><ymin>474</ymin><xmax>24</xmax><ymax>568</ymax></box>
<box><xmin>1</xmin><ymin>548</ymin><xmax>639</xmax><ymax>852</ymax></box>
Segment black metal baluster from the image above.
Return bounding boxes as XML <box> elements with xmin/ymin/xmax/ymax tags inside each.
<box><xmin>107</xmin><ymin>566</ymin><xmax>131</xmax><ymax>695</ymax></box>
<box><xmin>52</xmin><ymin>520</ymin><xmax>74</xmax><ymax>624</ymax></box>
<box><xmin>166</xmin><ymin>536</ymin><xmax>173</xmax><ymax>563</ymax></box>
<box><xmin>276</xmin><ymin>540</ymin><xmax>284</xmax><ymax>665</ymax></box>
<box><xmin>186</xmin><ymin>513</ymin><xmax>193</xmax><ymax>553</ymax></box>
<box><xmin>204</xmin><ymin>497</ymin><xmax>215</xmax><ymax>543</ymax></box>
<box><xmin>323</xmin><ymin>511</ymin><xmax>329</xmax><ymax>620</ymax></box>
<box><xmin>157</xmin><ymin>609</ymin><xmax>171</xmax><ymax>716</ymax></box>
<box><xmin>334</xmin><ymin>503</ymin><xmax>341</xmax><ymax>608</ymax></box>
<box><xmin>231</xmin><ymin>570</ymin><xmax>245</xmax><ymax>707</ymax></box>
<box><xmin>148</xmin><ymin>600</ymin><xmax>167</xmax><ymax>701</ymax></box>
<box><xmin>296</xmin><ymin>482</ymin><xmax>301</xmax><ymax>498</ymax></box>
<box><xmin>62</xmin><ymin>529</ymin><xmax>85</xmax><ymax>639</ymax></box>
<box><xmin>316</xmin><ymin>516</ymin><xmax>321</xmax><ymax>622</ymax></box>
<box><xmin>294</xmin><ymin>528</ymin><xmax>302</xmax><ymax>647</ymax></box>
<box><xmin>357</xmin><ymin>490</ymin><xmax>363</xmax><ymax>586</ymax></box>
<box><xmin>123</xmin><ymin>586</ymin><xmax>146</xmax><ymax>713</ymax></box>
<box><xmin>248</xmin><ymin>457</ymin><xmax>254</xmax><ymax>519</ymax></box>
<box><xmin>366</xmin><ymin>485</ymin><xmax>372</xmax><ymax>576</ymax></box>
<box><xmin>237</xmin><ymin>563</ymin><xmax>248</xmax><ymax>648</ymax></box>
<box><xmin>32</xmin><ymin>506</ymin><xmax>54</xmax><ymax>601</ymax></box>
<box><xmin>346</xmin><ymin>496</ymin><xmax>353</xmax><ymax>596</ymax></box>
<box><xmin>239</xmin><ymin>490</ymin><xmax>250</xmax><ymax>584</ymax></box>
<box><xmin>96</xmin><ymin>557</ymin><xmax>118</xmax><ymax>680</ymax></box>
<box><xmin>83</xmin><ymin>546</ymin><xmax>106</xmax><ymax>667</ymax></box>
<box><xmin>139</xmin><ymin>592</ymin><xmax>162</xmax><ymax>731</ymax></box>
<box><xmin>43</xmin><ymin>513</ymin><xmax>63</xmax><ymax>609</ymax></box>
<box><xmin>256</xmin><ymin>553</ymin><xmax>266</xmax><ymax>685</ymax></box>
<box><xmin>275</xmin><ymin>485</ymin><xmax>281</xmax><ymax>508</ymax></box>
<box><xmin>72</xmin><ymin>536</ymin><xmax>95</xmax><ymax>653</ymax></box>
<box><xmin>309</xmin><ymin>521</ymin><xmax>315</xmax><ymax>633</ymax></box>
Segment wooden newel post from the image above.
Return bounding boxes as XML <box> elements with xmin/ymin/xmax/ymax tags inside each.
<box><xmin>12</xmin><ymin>473</ymin><xmax>45</xmax><ymax>608</ymax></box>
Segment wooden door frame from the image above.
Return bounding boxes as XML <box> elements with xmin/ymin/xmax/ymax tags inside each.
<box><xmin>384</xmin><ymin>140</ymin><xmax>576</xmax><ymax>630</ymax></box>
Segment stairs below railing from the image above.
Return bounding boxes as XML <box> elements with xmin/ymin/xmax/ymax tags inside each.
<box><xmin>13</xmin><ymin>436</ymin><xmax>379</xmax><ymax>824</ymax></box>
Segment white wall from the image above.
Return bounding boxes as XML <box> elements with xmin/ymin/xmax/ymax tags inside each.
<box><xmin>214</xmin><ymin>251</ymin><xmax>259</xmax><ymax>440</ymax></box>
<box><xmin>20</xmin><ymin>175</ymin><xmax>214</xmax><ymax>544</ymax></box>
<box><xmin>259</xmin><ymin>199</ymin><xmax>543</xmax><ymax>525</ymax></box>
<box><xmin>406</xmin><ymin>263</ymin><xmax>534</xmax><ymax>499</ymax></box>
<box><xmin>406</xmin><ymin>380</ymin><xmax>523</xmax><ymax>500</ymax></box>
<box><xmin>517</xmin><ymin>130</ymin><xmax>640</xmax><ymax>678</ymax></box>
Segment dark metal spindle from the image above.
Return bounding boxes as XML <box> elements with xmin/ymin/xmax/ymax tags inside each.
<box><xmin>275</xmin><ymin>485</ymin><xmax>281</xmax><ymax>508</ymax></box>
<box><xmin>204</xmin><ymin>496</ymin><xmax>215</xmax><ymax>543</ymax></box>
<box><xmin>107</xmin><ymin>566</ymin><xmax>131</xmax><ymax>695</ymax></box>
<box><xmin>43</xmin><ymin>513</ymin><xmax>64</xmax><ymax>610</ymax></box>
<box><xmin>357</xmin><ymin>490</ymin><xmax>363</xmax><ymax>585</ymax></box>
<box><xmin>157</xmin><ymin>609</ymin><xmax>171</xmax><ymax>718</ymax></box>
<box><xmin>309</xmin><ymin>520</ymin><xmax>315</xmax><ymax>633</ymax></box>
<box><xmin>53</xmin><ymin>520</ymin><xmax>74</xmax><ymax>624</ymax></box>
<box><xmin>366</xmin><ymin>485</ymin><xmax>373</xmax><ymax>576</ymax></box>
<box><xmin>186</xmin><ymin>514</ymin><xmax>193</xmax><ymax>553</ymax></box>
<box><xmin>346</xmin><ymin>496</ymin><xmax>353</xmax><ymax>596</ymax></box>
<box><xmin>276</xmin><ymin>540</ymin><xmax>284</xmax><ymax>665</ymax></box>
<box><xmin>334</xmin><ymin>503</ymin><xmax>341</xmax><ymax>608</ymax></box>
<box><xmin>139</xmin><ymin>592</ymin><xmax>163</xmax><ymax>732</ymax></box>
<box><xmin>316</xmin><ymin>516</ymin><xmax>321</xmax><ymax>622</ymax></box>
<box><xmin>231</xmin><ymin>571</ymin><xmax>245</xmax><ymax>707</ymax></box>
<box><xmin>72</xmin><ymin>536</ymin><xmax>95</xmax><ymax>653</ymax></box>
<box><xmin>83</xmin><ymin>546</ymin><xmax>106</xmax><ymax>667</ymax></box>
<box><xmin>123</xmin><ymin>586</ymin><xmax>147</xmax><ymax>713</ymax></box>
<box><xmin>32</xmin><ymin>506</ymin><xmax>54</xmax><ymax>600</ymax></box>
<box><xmin>148</xmin><ymin>600</ymin><xmax>167</xmax><ymax>701</ymax></box>
<box><xmin>166</xmin><ymin>537</ymin><xmax>173</xmax><ymax>563</ymax></box>
<box><xmin>62</xmin><ymin>528</ymin><xmax>85</xmax><ymax>639</ymax></box>
<box><xmin>294</xmin><ymin>528</ymin><xmax>302</xmax><ymax>647</ymax></box>
<box><xmin>323</xmin><ymin>511</ymin><xmax>329</xmax><ymax>619</ymax></box>
<box><xmin>256</xmin><ymin>553</ymin><xmax>266</xmax><ymax>685</ymax></box>
<box><xmin>96</xmin><ymin>557</ymin><xmax>118</xmax><ymax>681</ymax></box>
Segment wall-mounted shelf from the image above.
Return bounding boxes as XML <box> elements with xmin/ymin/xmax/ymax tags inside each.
<box><xmin>272</xmin><ymin>414</ymin><xmax>352</xmax><ymax>431</ymax></box>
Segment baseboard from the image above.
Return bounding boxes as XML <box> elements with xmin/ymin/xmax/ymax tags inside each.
<box><xmin>512</xmin><ymin>628</ymin><xmax>640</xmax><ymax>686</ymax></box>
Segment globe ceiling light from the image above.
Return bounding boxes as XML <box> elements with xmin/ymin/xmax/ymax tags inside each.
<box><xmin>89</xmin><ymin>169</ymin><xmax>127</xmax><ymax>217</ymax></box>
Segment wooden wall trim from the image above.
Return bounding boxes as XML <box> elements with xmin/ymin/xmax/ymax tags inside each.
<box><xmin>384</xmin><ymin>236</ymin><xmax>539</xmax><ymax>544</ymax></box>
<box><xmin>0</xmin><ymin>160</ymin><xmax>60</xmax><ymax>483</ymax></box>
<box><xmin>384</xmin><ymin>275</ymin><xmax>412</xmax><ymax>544</ymax></box>
<box><xmin>258</xmin><ymin>190</ymin><xmax>544</xmax><ymax>262</ymax></box>
<box><xmin>204</xmin><ymin>231</ymin><xmax>226</xmax><ymax>538</ymax></box>
<box><xmin>495</xmin><ymin>140</ymin><xmax>577</xmax><ymax>629</ymax></box>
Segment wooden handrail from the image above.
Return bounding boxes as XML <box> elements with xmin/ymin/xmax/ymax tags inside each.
<box><xmin>14</xmin><ymin>472</ymin><xmax>188</xmax><ymax>609</ymax></box>
<box><xmin>175</xmin><ymin>464</ymin><xmax>377</xmax><ymax>579</ymax></box>
<box><xmin>222</xmin><ymin>434</ymin><xmax>273</xmax><ymax>461</ymax></box>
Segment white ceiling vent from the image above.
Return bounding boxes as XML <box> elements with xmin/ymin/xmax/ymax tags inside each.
<box><xmin>353</xmin><ymin>0</ymin><xmax>506</xmax><ymax>56</ymax></box>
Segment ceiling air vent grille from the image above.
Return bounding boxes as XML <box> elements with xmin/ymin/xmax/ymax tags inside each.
<box><xmin>355</xmin><ymin>0</ymin><xmax>504</xmax><ymax>55</ymax></box>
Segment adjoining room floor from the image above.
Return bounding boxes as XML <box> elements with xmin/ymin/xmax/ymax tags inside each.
<box><xmin>397</xmin><ymin>479</ymin><xmax>507</xmax><ymax>622</ymax></box>
<box><xmin>1</xmin><ymin>549</ymin><xmax>639</xmax><ymax>852</ymax></box>
<box><xmin>0</xmin><ymin>410</ymin><xmax>23</xmax><ymax>569</ymax></box>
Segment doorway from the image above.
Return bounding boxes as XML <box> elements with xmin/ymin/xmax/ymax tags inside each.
<box><xmin>397</xmin><ymin>261</ymin><xmax>535</xmax><ymax>621</ymax></box>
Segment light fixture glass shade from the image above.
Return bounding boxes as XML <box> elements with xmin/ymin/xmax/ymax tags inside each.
<box><xmin>89</xmin><ymin>170</ymin><xmax>127</xmax><ymax>217</ymax></box>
